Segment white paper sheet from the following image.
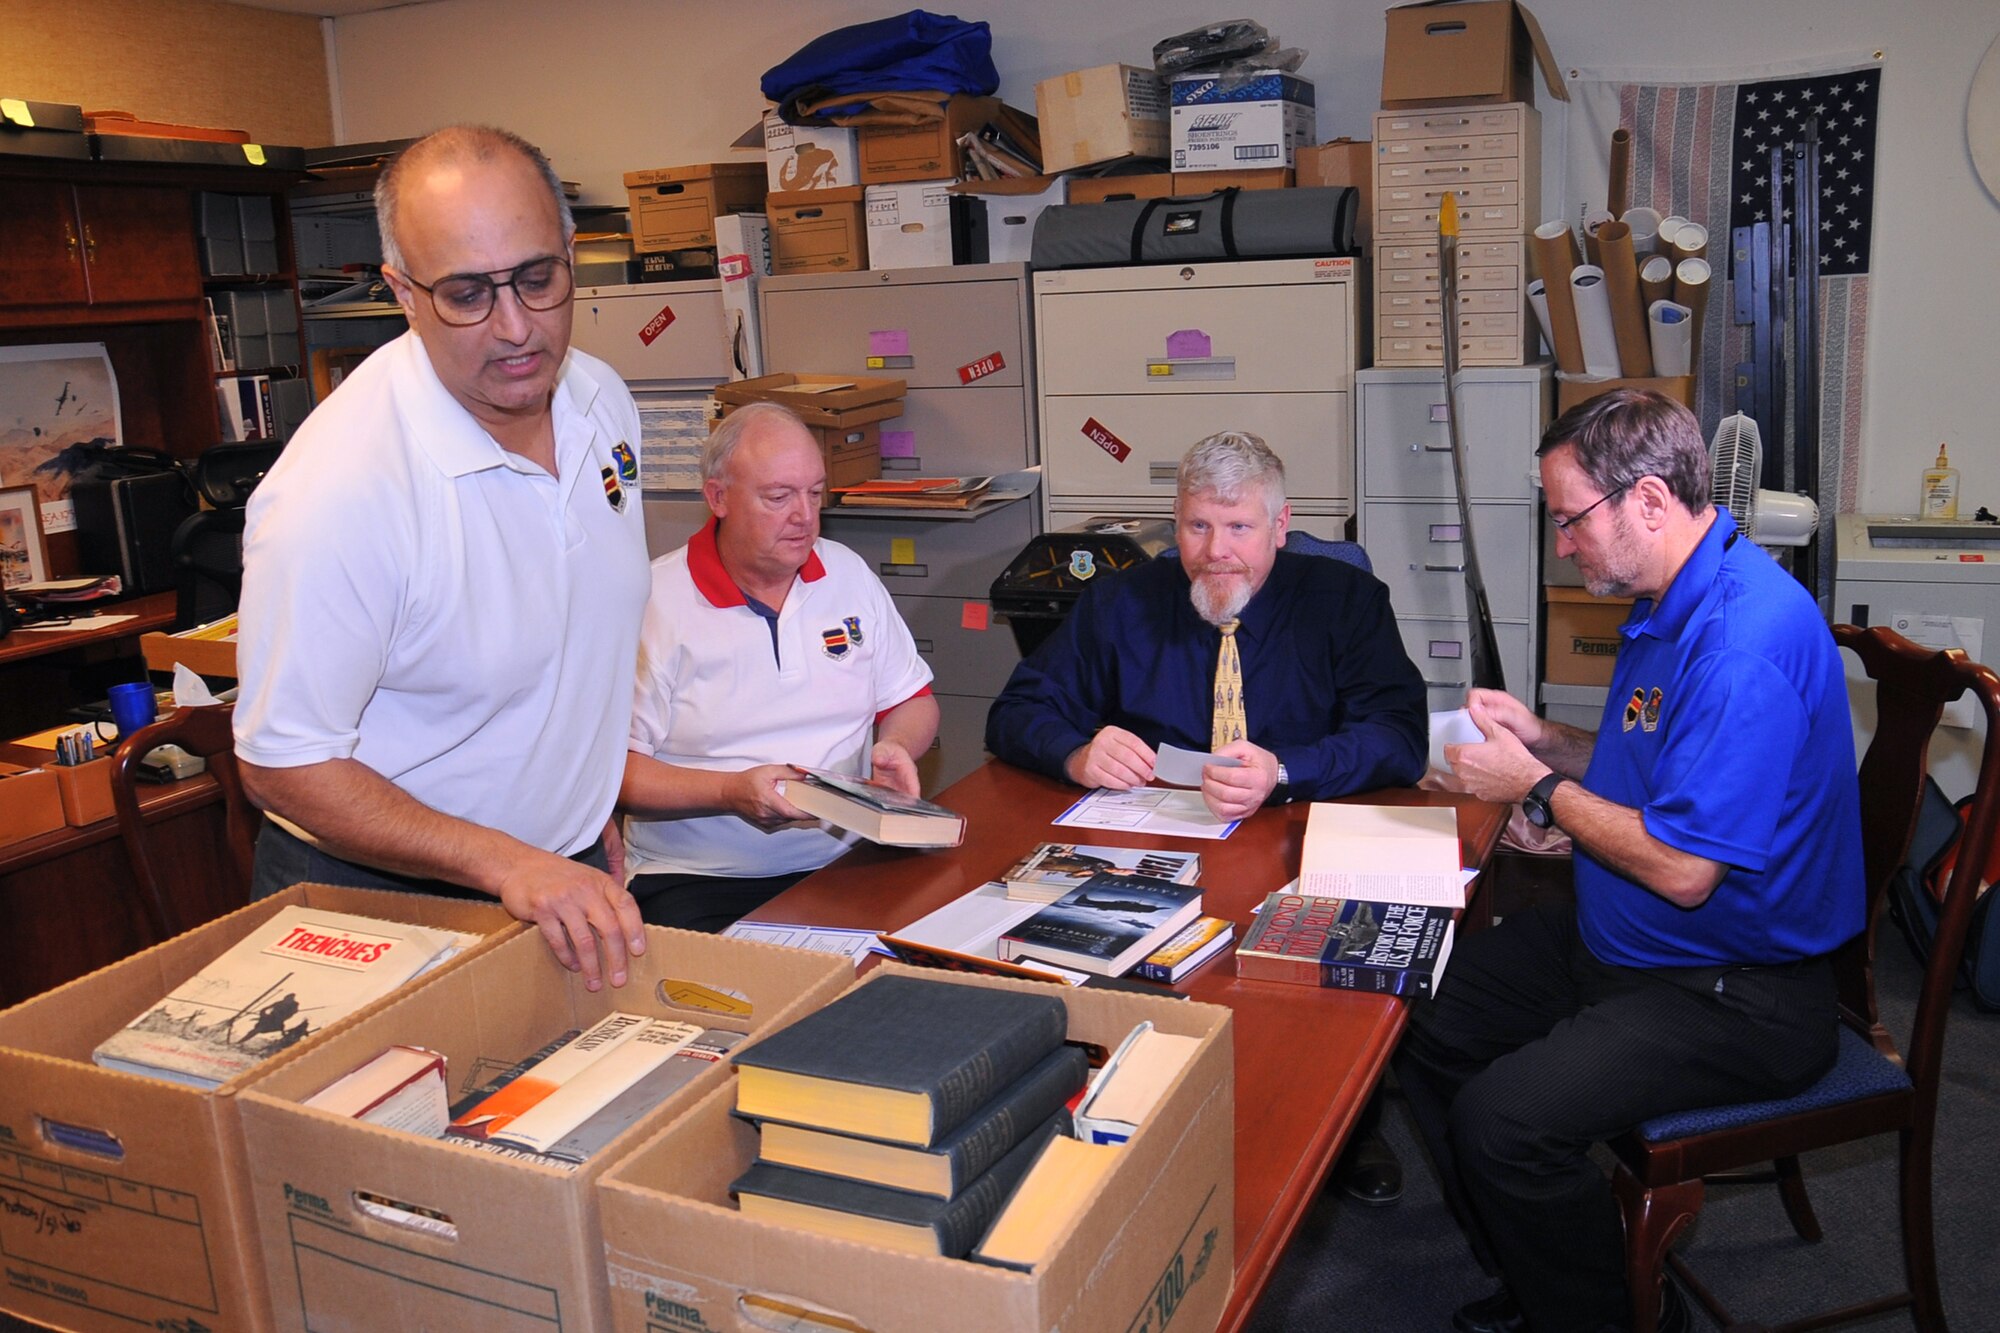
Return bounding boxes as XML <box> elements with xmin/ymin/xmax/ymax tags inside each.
<box><xmin>1428</xmin><ymin>708</ymin><xmax>1485</xmax><ymax>774</ymax></box>
<box><xmin>1154</xmin><ymin>742</ymin><xmax>1241</xmax><ymax>787</ymax></box>
<box><xmin>1889</xmin><ymin>612</ymin><xmax>1985</xmax><ymax>729</ymax></box>
<box><xmin>717</xmin><ymin>921</ymin><xmax>889</xmax><ymax>966</ymax></box>
<box><xmin>885</xmin><ymin>882</ymin><xmax>1090</xmax><ymax>985</ymax></box>
<box><xmin>1053</xmin><ymin>787</ymin><xmax>1241</xmax><ymax>840</ymax></box>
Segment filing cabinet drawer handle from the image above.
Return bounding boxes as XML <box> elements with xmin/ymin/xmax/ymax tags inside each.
<box><xmin>1419</xmin><ymin>441</ymin><xmax>1453</xmax><ymax>453</ymax></box>
<box><xmin>1424</xmin><ymin>678</ymin><xmax>1469</xmax><ymax>691</ymax></box>
<box><xmin>1423</xmin><ymin>562</ymin><xmax>1467</xmax><ymax>573</ymax></box>
<box><xmin>878</xmin><ymin>563</ymin><xmax>930</xmax><ymax>577</ymax></box>
<box><xmin>1149</xmin><ymin>463</ymin><xmax>1177</xmax><ymax>485</ymax></box>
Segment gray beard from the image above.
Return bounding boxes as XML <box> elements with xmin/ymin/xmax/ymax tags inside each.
<box><xmin>1190</xmin><ymin>573</ymin><xmax>1253</xmax><ymax>626</ymax></box>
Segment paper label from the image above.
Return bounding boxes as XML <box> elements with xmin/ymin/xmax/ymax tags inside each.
<box><xmin>890</xmin><ymin>538</ymin><xmax>916</xmax><ymax>565</ymax></box>
<box><xmin>1165</xmin><ymin>329</ymin><xmax>1212</xmax><ymax>358</ymax></box>
<box><xmin>957</xmin><ymin>351</ymin><xmax>1005</xmax><ymax>384</ymax></box>
<box><xmin>1</xmin><ymin>99</ymin><xmax>32</xmax><ymax>127</ymax></box>
<box><xmin>879</xmin><ymin>429</ymin><xmax>916</xmax><ymax>458</ymax></box>
<box><xmin>639</xmin><ymin>306</ymin><xmax>676</xmax><ymax>346</ymax></box>
<box><xmin>242</xmin><ymin>143</ymin><xmax>266</xmax><ymax>166</ymax></box>
<box><xmin>1081</xmin><ymin>417</ymin><xmax>1132</xmax><ymax>463</ymax></box>
<box><xmin>868</xmin><ymin>330</ymin><xmax>910</xmax><ymax>357</ymax></box>
<box><xmin>961</xmin><ymin>602</ymin><xmax>990</xmax><ymax>631</ymax></box>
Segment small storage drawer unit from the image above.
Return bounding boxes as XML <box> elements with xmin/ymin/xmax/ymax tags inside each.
<box><xmin>1371</xmin><ymin>103</ymin><xmax>1539</xmax><ymax>368</ymax></box>
<box><xmin>1034</xmin><ymin>257</ymin><xmax>1359</xmax><ymax>528</ymax></box>
<box><xmin>758</xmin><ymin>263</ymin><xmax>1040</xmax><ymax>794</ymax></box>
<box><xmin>1356</xmin><ymin>363</ymin><xmax>1551</xmax><ymax>706</ymax></box>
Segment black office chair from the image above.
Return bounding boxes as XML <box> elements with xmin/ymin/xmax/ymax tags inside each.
<box><xmin>170</xmin><ymin>506</ymin><xmax>247</xmax><ymax>631</ymax></box>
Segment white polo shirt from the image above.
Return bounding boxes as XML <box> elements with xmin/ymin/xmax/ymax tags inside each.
<box><xmin>625</xmin><ymin>519</ymin><xmax>933</xmax><ymax>878</ymax></box>
<box><xmin>234</xmin><ymin>331</ymin><xmax>650</xmax><ymax>856</ymax></box>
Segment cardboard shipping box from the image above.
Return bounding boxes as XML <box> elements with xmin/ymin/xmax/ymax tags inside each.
<box><xmin>1170</xmin><ymin>73</ymin><xmax>1317</xmax><ymax>174</ymax></box>
<box><xmin>623</xmin><ymin>163</ymin><xmax>767</xmax><ymax>254</ymax></box>
<box><xmin>1295</xmin><ymin>138</ymin><xmax>1373</xmax><ymax>245</ymax></box>
<box><xmin>1066</xmin><ymin>172</ymin><xmax>1176</xmax><ymax>205</ymax></box>
<box><xmin>713</xmin><ymin>373</ymin><xmax>905</xmax><ymax>501</ymax></box>
<box><xmin>0</xmin><ymin>884</ymin><xmax>518</xmax><ymax>1333</ymax></box>
<box><xmin>1172</xmin><ymin>167</ymin><xmax>1294</xmax><ymax>193</ymax></box>
<box><xmin>237</xmin><ymin>928</ymin><xmax>851</xmax><ymax>1333</ymax></box>
<box><xmin>1545</xmin><ymin>585</ymin><xmax>1634</xmax><ymax>685</ymax></box>
<box><xmin>1381</xmin><ymin>0</ymin><xmax>1568</xmax><ymax>109</ymax></box>
<box><xmin>1036</xmin><ymin>64</ymin><xmax>1169</xmax><ymax>174</ymax></box>
<box><xmin>599</xmin><ymin>964</ymin><xmax>1236</xmax><ymax>1333</ymax></box>
<box><xmin>766</xmin><ymin>186</ymin><xmax>868</xmax><ymax>275</ymax></box>
<box><xmin>1555</xmin><ymin>373</ymin><xmax>1694</xmax><ymax>416</ymax></box>
<box><xmin>857</xmin><ymin>94</ymin><xmax>998</xmax><ymax>184</ymax></box>
<box><xmin>763</xmin><ymin>111</ymin><xmax>860</xmax><ymax>192</ymax></box>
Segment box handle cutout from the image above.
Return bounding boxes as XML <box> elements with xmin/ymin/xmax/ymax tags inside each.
<box><xmin>39</xmin><ymin>1117</ymin><xmax>124</xmax><ymax>1161</ymax></box>
<box><xmin>353</xmin><ymin>1190</ymin><xmax>459</xmax><ymax>1242</ymax></box>
<box><xmin>1424</xmin><ymin>20</ymin><xmax>1469</xmax><ymax>35</ymax></box>
<box><xmin>739</xmin><ymin>1291</ymin><xmax>874</xmax><ymax>1332</ymax></box>
<box><xmin>795</xmin><ymin>207</ymin><xmax>825</xmax><ymax>219</ymax></box>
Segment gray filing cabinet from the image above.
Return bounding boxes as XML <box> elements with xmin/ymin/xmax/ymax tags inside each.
<box><xmin>1355</xmin><ymin>362</ymin><xmax>1551</xmax><ymax>707</ymax></box>
<box><xmin>759</xmin><ymin>263</ymin><xmax>1042</xmax><ymax>795</ymax></box>
<box><xmin>1034</xmin><ymin>257</ymin><xmax>1360</xmax><ymax>543</ymax></box>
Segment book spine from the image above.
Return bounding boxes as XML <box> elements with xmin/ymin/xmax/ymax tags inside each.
<box><xmin>447</xmin><ymin>1030</ymin><xmax>578</xmax><ymax>1120</ymax></box>
<box><xmin>449</xmin><ymin>1012</ymin><xmax>647</xmax><ymax>1137</ymax></box>
<box><xmin>927</xmin><ymin>1002</ymin><xmax>1069</xmax><ymax>1139</ymax></box>
<box><xmin>932</xmin><ymin>1114</ymin><xmax>1065</xmax><ymax>1258</ymax></box>
<box><xmin>1316</xmin><ymin>962</ymin><xmax>1427</xmax><ymax>996</ymax></box>
<box><xmin>544</xmin><ymin>1029</ymin><xmax>743</xmax><ymax>1164</ymax></box>
<box><xmin>1232</xmin><ymin>951</ymin><xmax>1329</xmax><ymax>987</ymax></box>
<box><xmin>1128</xmin><ymin>957</ymin><xmax>1182</xmax><ymax>983</ymax></box>
<box><xmin>488</xmin><ymin>1018</ymin><xmax>702</xmax><ymax>1153</ymax></box>
<box><xmin>938</xmin><ymin>1047</ymin><xmax>1086</xmax><ymax>1193</ymax></box>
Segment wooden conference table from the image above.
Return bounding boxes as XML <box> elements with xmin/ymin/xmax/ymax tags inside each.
<box><xmin>745</xmin><ymin>761</ymin><xmax>1507</xmax><ymax>1333</ymax></box>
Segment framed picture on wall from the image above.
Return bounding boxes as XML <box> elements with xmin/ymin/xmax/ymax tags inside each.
<box><xmin>0</xmin><ymin>485</ymin><xmax>50</xmax><ymax>589</ymax></box>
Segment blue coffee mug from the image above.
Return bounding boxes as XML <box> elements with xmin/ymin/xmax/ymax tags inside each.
<box><xmin>106</xmin><ymin>682</ymin><xmax>159</xmax><ymax>740</ymax></box>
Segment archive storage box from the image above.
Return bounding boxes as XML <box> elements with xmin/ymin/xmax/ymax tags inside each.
<box><xmin>598</xmin><ymin>964</ymin><xmax>1236</xmax><ymax>1333</ymax></box>
<box><xmin>712</xmin><ymin>373</ymin><xmax>907</xmax><ymax>499</ymax></box>
<box><xmin>1380</xmin><ymin>0</ymin><xmax>1565</xmax><ymax>109</ymax></box>
<box><xmin>0</xmin><ymin>884</ymin><xmax>518</xmax><ymax>1333</ymax></box>
<box><xmin>236</xmin><ymin>928</ymin><xmax>850</xmax><ymax>1333</ymax></box>
<box><xmin>1544</xmin><ymin>585</ymin><xmax>1633</xmax><ymax>685</ymax></box>
<box><xmin>623</xmin><ymin>163</ymin><xmax>766</xmax><ymax>253</ymax></box>
<box><xmin>766</xmin><ymin>186</ymin><xmax>868</xmax><ymax>274</ymax></box>
<box><xmin>764</xmin><ymin>111</ymin><xmax>860</xmax><ymax>192</ymax></box>
<box><xmin>857</xmin><ymin>93</ymin><xmax>998</xmax><ymax>184</ymax></box>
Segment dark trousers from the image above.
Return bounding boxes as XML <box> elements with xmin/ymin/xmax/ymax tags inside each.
<box><xmin>1394</xmin><ymin>903</ymin><xmax>1838</xmax><ymax>1333</ymax></box>
<box><xmin>629</xmin><ymin>869</ymin><xmax>812</xmax><ymax>934</ymax></box>
<box><xmin>250</xmin><ymin>820</ymin><xmax>608</xmax><ymax>902</ymax></box>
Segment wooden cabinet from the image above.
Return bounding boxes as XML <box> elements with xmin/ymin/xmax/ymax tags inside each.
<box><xmin>0</xmin><ymin>179</ymin><xmax>91</xmax><ymax>306</ymax></box>
<box><xmin>0</xmin><ymin>178</ymin><xmax>202</xmax><ymax>309</ymax></box>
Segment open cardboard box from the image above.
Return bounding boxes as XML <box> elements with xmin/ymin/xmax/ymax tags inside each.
<box><xmin>236</xmin><ymin>927</ymin><xmax>851</xmax><ymax>1332</ymax></box>
<box><xmin>0</xmin><ymin>883</ymin><xmax>519</xmax><ymax>1333</ymax></box>
<box><xmin>598</xmin><ymin>963</ymin><xmax>1236</xmax><ymax>1333</ymax></box>
<box><xmin>142</xmin><ymin>627</ymin><xmax>239</xmax><ymax>678</ymax></box>
<box><xmin>1381</xmin><ymin>1</ymin><xmax>1567</xmax><ymax>109</ymax></box>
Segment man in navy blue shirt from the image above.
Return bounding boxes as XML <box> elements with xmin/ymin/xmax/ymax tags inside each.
<box><xmin>1409</xmin><ymin>390</ymin><xmax>1864</xmax><ymax>1333</ymax></box>
<box><xmin>986</xmin><ymin>431</ymin><xmax>1427</xmax><ymax>822</ymax></box>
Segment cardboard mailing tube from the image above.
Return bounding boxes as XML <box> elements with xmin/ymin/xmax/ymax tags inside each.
<box><xmin>1530</xmin><ymin>220</ymin><xmax>1588</xmax><ymax>374</ymax></box>
<box><xmin>1596</xmin><ymin>220</ymin><xmax>1654</xmax><ymax>377</ymax></box>
<box><xmin>1527</xmin><ymin>279</ymin><xmax>1556</xmax><ymax>361</ymax></box>
<box><xmin>1569</xmin><ymin>265</ymin><xmax>1622</xmax><ymax>379</ymax></box>
<box><xmin>1639</xmin><ymin>254</ymin><xmax>1675</xmax><ymax>309</ymax></box>
<box><xmin>1671</xmin><ymin>222</ymin><xmax>1709</xmax><ymax>265</ymax></box>
<box><xmin>1648</xmin><ymin>300</ymin><xmax>1695</xmax><ymax>376</ymax></box>
<box><xmin>1656</xmin><ymin>215</ymin><xmax>1687</xmax><ymax>256</ymax></box>
<box><xmin>1581</xmin><ymin>210</ymin><xmax>1613</xmax><ymax>267</ymax></box>
<box><xmin>1621</xmin><ymin>207</ymin><xmax>1661</xmax><ymax>255</ymax></box>
<box><xmin>1608</xmin><ymin>128</ymin><xmax>1632</xmax><ymax>220</ymax></box>
<box><xmin>1674</xmin><ymin>257</ymin><xmax>1712</xmax><ymax>352</ymax></box>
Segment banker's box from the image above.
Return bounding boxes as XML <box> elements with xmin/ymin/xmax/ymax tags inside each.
<box><xmin>857</xmin><ymin>94</ymin><xmax>998</xmax><ymax>184</ymax></box>
<box><xmin>763</xmin><ymin>111</ymin><xmax>859</xmax><ymax>192</ymax></box>
<box><xmin>1036</xmin><ymin>63</ymin><xmax>1169</xmax><ymax>174</ymax></box>
<box><xmin>767</xmin><ymin>186</ymin><xmax>868</xmax><ymax>275</ymax></box>
<box><xmin>0</xmin><ymin>884</ymin><xmax>517</xmax><ymax>1333</ymax></box>
<box><xmin>623</xmin><ymin>163</ymin><xmax>766</xmax><ymax>253</ymax></box>
<box><xmin>951</xmin><ymin>175</ymin><xmax>1068</xmax><ymax>264</ymax></box>
<box><xmin>1555</xmin><ymin>373</ymin><xmax>1693</xmax><ymax>417</ymax></box>
<box><xmin>236</xmin><ymin>928</ymin><xmax>850</xmax><ymax>1333</ymax></box>
<box><xmin>865</xmin><ymin>181</ymin><xmax>984</xmax><ymax>271</ymax></box>
<box><xmin>1380</xmin><ymin>1</ymin><xmax>1565</xmax><ymax>109</ymax></box>
<box><xmin>1544</xmin><ymin>585</ymin><xmax>1634</xmax><ymax>685</ymax></box>
<box><xmin>598</xmin><ymin>963</ymin><xmax>1236</xmax><ymax>1333</ymax></box>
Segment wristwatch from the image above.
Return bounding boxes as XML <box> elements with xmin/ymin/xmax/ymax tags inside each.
<box><xmin>1275</xmin><ymin>761</ymin><xmax>1290</xmax><ymax>788</ymax></box>
<box><xmin>1523</xmin><ymin>772</ymin><xmax>1566</xmax><ymax>829</ymax></box>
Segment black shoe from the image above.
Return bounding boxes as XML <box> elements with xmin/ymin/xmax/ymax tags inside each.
<box><xmin>1656</xmin><ymin>1275</ymin><xmax>1691</xmax><ymax>1333</ymax></box>
<box><xmin>1452</xmin><ymin>1287</ymin><xmax>1524</xmax><ymax>1333</ymax></box>
<box><xmin>1337</xmin><ymin>1129</ymin><xmax>1404</xmax><ymax>1206</ymax></box>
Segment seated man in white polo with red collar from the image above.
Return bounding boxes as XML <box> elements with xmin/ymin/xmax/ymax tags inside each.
<box><xmin>619</xmin><ymin>401</ymin><xmax>939</xmax><ymax>931</ymax></box>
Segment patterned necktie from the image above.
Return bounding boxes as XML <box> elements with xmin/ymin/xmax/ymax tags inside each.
<box><xmin>1212</xmin><ymin>619</ymin><xmax>1246</xmax><ymax>749</ymax></box>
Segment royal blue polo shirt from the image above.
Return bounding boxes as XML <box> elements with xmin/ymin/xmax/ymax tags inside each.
<box><xmin>1576</xmin><ymin>508</ymin><xmax>1864</xmax><ymax>968</ymax></box>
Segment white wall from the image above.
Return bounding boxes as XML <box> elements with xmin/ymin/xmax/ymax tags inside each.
<box><xmin>330</xmin><ymin>0</ymin><xmax>2000</xmax><ymax>515</ymax></box>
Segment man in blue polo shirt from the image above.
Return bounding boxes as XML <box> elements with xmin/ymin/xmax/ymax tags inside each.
<box><xmin>1405</xmin><ymin>389</ymin><xmax>1862</xmax><ymax>1333</ymax></box>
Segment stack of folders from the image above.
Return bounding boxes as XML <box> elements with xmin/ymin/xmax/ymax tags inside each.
<box><xmin>729</xmin><ymin>976</ymin><xmax>1089</xmax><ymax>1258</ymax></box>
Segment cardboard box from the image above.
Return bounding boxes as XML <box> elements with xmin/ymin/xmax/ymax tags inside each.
<box><xmin>1066</xmin><ymin>172</ymin><xmax>1176</xmax><ymax>205</ymax></box>
<box><xmin>950</xmin><ymin>175</ymin><xmax>1068</xmax><ymax>263</ymax></box>
<box><xmin>53</xmin><ymin>754</ymin><xmax>115</xmax><ymax>826</ymax></box>
<box><xmin>1036</xmin><ymin>64</ymin><xmax>1170</xmax><ymax>174</ymax></box>
<box><xmin>237</xmin><ymin>929</ymin><xmax>850</xmax><ymax>1333</ymax></box>
<box><xmin>1381</xmin><ymin>1</ymin><xmax>1568</xmax><ymax>109</ymax></box>
<box><xmin>857</xmin><ymin>94</ymin><xmax>998</xmax><ymax>184</ymax></box>
<box><xmin>715</xmin><ymin>212</ymin><xmax>771</xmax><ymax>380</ymax></box>
<box><xmin>865</xmin><ymin>181</ymin><xmax>983</xmax><ymax>270</ymax></box>
<box><xmin>1555</xmin><ymin>374</ymin><xmax>1695</xmax><ymax>416</ymax></box>
<box><xmin>711</xmin><ymin>373</ymin><xmax>906</xmax><ymax>427</ymax></box>
<box><xmin>766</xmin><ymin>186</ymin><xmax>868</xmax><ymax>275</ymax></box>
<box><xmin>0</xmin><ymin>96</ymin><xmax>90</xmax><ymax>161</ymax></box>
<box><xmin>142</xmin><ymin>627</ymin><xmax>239</xmax><ymax>678</ymax></box>
<box><xmin>598</xmin><ymin>964</ymin><xmax>1236</xmax><ymax>1333</ymax></box>
<box><xmin>1172</xmin><ymin>167</ymin><xmax>1294</xmax><ymax>193</ymax></box>
<box><xmin>763</xmin><ymin>111</ymin><xmax>859</xmax><ymax>192</ymax></box>
<box><xmin>1545</xmin><ymin>585</ymin><xmax>1633</xmax><ymax>685</ymax></box>
<box><xmin>0</xmin><ymin>884</ymin><xmax>518</xmax><ymax>1333</ymax></box>
<box><xmin>1295</xmin><ymin>138</ymin><xmax>1373</xmax><ymax>245</ymax></box>
<box><xmin>0</xmin><ymin>762</ymin><xmax>63</xmax><ymax>844</ymax></box>
<box><xmin>1170</xmin><ymin>73</ymin><xmax>1316</xmax><ymax>173</ymax></box>
<box><xmin>622</xmin><ymin>163</ymin><xmax>767</xmax><ymax>254</ymax></box>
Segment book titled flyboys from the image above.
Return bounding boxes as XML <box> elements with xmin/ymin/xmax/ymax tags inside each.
<box><xmin>1235</xmin><ymin>891</ymin><xmax>1456</xmax><ymax>997</ymax></box>
<box><xmin>731</xmin><ymin>975</ymin><xmax>1068</xmax><ymax>1147</ymax></box>
<box><xmin>1001</xmin><ymin>842</ymin><xmax>1202</xmax><ymax>904</ymax></box>
<box><xmin>999</xmin><ymin>872</ymin><xmax>1204</xmax><ymax>978</ymax></box>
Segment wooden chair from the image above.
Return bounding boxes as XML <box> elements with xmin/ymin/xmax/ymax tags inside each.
<box><xmin>1612</xmin><ymin>624</ymin><xmax>2000</xmax><ymax>1333</ymax></box>
<box><xmin>110</xmin><ymin>703</ymin><xmax>259</xmax><ymax>942</ymax></box>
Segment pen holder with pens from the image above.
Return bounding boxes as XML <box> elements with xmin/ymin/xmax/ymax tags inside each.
<box><xmin>55</xmin><ymin>755</ymin><xmax>116</xmax><ymax>827</ymax></box>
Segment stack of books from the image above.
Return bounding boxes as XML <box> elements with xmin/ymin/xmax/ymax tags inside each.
<box><xmin>1001</xmin><ymin>842</ymin><xmax>1201</xmax><ymax>904</ymax></box>
<box><xmin>728</xmin><ymin>975</ymin><xmax>1089</xmax><ymax>1257</ymax></box>
<box><xmin>92</xmin><ymin>906</ymin><xmax>480</xmax><ymax>1089</ymax></box>
<box><xmin>998</xmin><ymin>871</ymin><xmax>1205</xmax><ymax>978</ymax></box>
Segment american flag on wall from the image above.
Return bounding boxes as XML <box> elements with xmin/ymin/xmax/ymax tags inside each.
<box><xmin>1568</xmin><ymin>61</ymin><xmax>1882</xmax><ymax>520</ymax></box>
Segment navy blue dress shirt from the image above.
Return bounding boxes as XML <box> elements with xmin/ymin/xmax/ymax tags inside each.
<box><xmin>986</xmin><ymin>551</ymin><xmax>1428</xmax><ymax>802</ymax></box>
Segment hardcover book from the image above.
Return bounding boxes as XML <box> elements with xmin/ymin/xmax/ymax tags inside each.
<box><xmin>756</xmin><ymin>1044</ymin><xmax>1088</xmax><ymax>1198</ymax></box>
<box><xmin>1002</xmin><ymin>843</ymin><xmax>1202</xmax><ymax>904</ymax></box>
<box><xmin>782</xmin><ymin>767</ymin><xmax>967</xmax><ymax>847</ymax></box>
<box><xmin>92</xmin><ymin>907</ymin><xmax>475</xmax><ymax>1089</ymax></box>
<box><xmin>971</xmin><ymin>1132</ymin><xmax>1122</xmax><ymax>1271</ymax></box>
<box><xmin>731</xmin><ymin>1113</ymin><xmax>1065</xmax><ymax>1257</ymax></box>
<box><xmin>999</xmin><ymin>872</ymin><xmax>1204</xmax><ymax>978</ymax></box>
<box><xmin>1299</xmin><ymin>802</ymin><xmax>1464</xmax><ymax>908</ymax></box>
<box><xmin>1235</xmin><ymin>891</ymin><xmax>1456</xmax><ymax>997</ymax></box>
<box><xmin>447</xmin><ymin>1012</ymin><xmax>651</xmax><ymax>1141</ymax></box>
<box><xmin>544</xmin><ymin>1028</ymin><xmax>744</xmax><ymax>1165</ymax></box>
<box><xmin>732</xmin><ymin>975</ymin><xmax>1068</xmax><ymax>1147</ymax></box>
<box><xmin>1072</xmin><ymin>1022</ymin><xmax>1202</xmax><ymax>1145</ymax></box>
<box><xmin>485</xmin><ymin>1017</ymin><xmax>704</xmax><ymax>1154</ymax></box>
<box><xmin>1128</xmin><ymin>916</ymin><xmax>1234</xmax><ymax>984</ymax></box>
<box><xmin>301</xmin><ymin>1045</ymin><xmax>449</xmax><ymax>1135</ymax></box>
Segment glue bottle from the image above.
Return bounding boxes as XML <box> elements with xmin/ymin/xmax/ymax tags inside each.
<box><xmin>1921</xmin><ymin>444</ymin><xmax>1960</xmax><ymax>519</ymax></box>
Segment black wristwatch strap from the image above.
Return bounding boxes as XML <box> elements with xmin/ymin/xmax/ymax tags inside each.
<box><xmin>1525</xmin><ymin>772</ymin><xmax>1566</xmax><ymax>829</ymax></box>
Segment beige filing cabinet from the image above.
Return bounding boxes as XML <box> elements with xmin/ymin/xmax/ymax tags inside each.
<box><xmin>759</xmin><ymin>263</ymin><xmax>1042</xmax><ymax>794</ymax></box>
<box><xmin>1034</xmin><ymin>256</ymin><xmax>1360</xmax><ymax>543</ymax></box>
<box><xmin>1356</xmin><ymin>362</ymin><xmax>1551</xmax><ymax>706</ymax></box>
<box><xmin>1371</xmin><ymin>103</ymin><xmax>1539</xmax><ymax>368</ymax></box>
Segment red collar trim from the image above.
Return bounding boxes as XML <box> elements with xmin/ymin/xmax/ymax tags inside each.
<box><xmin>688</xmin><ymin>516</ymin><xmax>828</xmax><ymax>609</ymax></box>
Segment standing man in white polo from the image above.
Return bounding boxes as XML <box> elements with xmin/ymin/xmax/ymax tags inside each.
<box><xmin>234</xmin><ymin>125</ymin><xmax>650</xmax><ymax>991</ymax></box>
<box><xmin>620</xmin><ymin>402</ymin><xmax>938</xmax><ymax>931</ymax></box>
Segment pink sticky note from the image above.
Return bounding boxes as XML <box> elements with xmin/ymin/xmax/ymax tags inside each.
<box><xmin>1166</xmin><ymin>328</ymin><xmax>1212</xmax><ymax>358</ymax></box>
<box><xmin>961</xmin><ymin>602</ymin><xmax>990</xmax><ymax>631</ymax></box>
<box><xmin>869</xmin><ymin>329</ymin><xmax>910</xmax><ymax>357</ymax></box>
<box><xmin>880</xmin><ymin>430</ymin><xmax>916</xmax><ymax>458</ymax></box>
